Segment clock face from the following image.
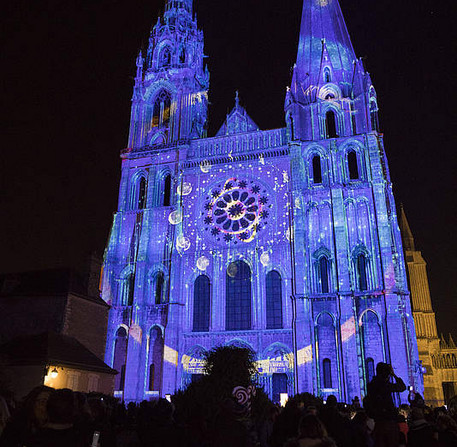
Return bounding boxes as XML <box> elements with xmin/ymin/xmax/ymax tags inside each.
<box><xmin>203</xmin><ymin>178</ymin><xmax>270</xmax><ymax>243</ymax></box>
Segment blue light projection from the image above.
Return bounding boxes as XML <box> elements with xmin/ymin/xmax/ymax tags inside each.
<box><xmin>102</xmin><ymin>0</ymin><xmax>423</xmax><ymax>403</ymax></box>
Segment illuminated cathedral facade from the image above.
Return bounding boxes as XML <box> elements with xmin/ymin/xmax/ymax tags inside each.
<box><xmin>102</xmin><ymin>0</ymin><xmax>423</xmax><ymax>403</ymax></box>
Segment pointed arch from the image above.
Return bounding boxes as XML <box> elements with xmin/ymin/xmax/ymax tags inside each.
<box><xmin>129</xmin><ymin>172</ymin><xmax>148</xmax><ymax>210</ymax></box>
<box><xmin>226</xmin><ymin>261</ymin><xmax>252</xmax><ymax>331</ymax></box>
<box><xmin>159</xmin><ymin>46</ymin><xmax>171</xmax><ymax>68</ymax></box>
<box><xmin>153</xmin><ymin>271</ymin><xmax>165</xmax><ymax>304</ymax></box>
<box><xmin>147</xmin><ymin>326</ymin><xmax>164</xmax><ymax>392</ymax></box>
<box><xmin>193</xmin><ymin>275</ymin><xmax>210</xmax><ymax>332</ymax></box>
<box><xmin>151</xmin><ymin>89</ymin><xmax>172</xmax><ymax>129</ymax></box>
<box><xmin>266</xmin><ymin>270</ymin><xmax>283</xmax><ymax>329</ymax></box>
<box><xmin>324</xmin><ymin>67</ymin><xmax>332</xmax><ymax>83</ymax></box>
<box><xmin>325</xmin><ymin>110</ymin><xmax>338</xmax><ymax>138</ymax></box>
<box><xmin>347</xmin><ymin>150</ymin><xmax>359</xmax><ymax>180</ymax></box>
<box><xmin>316</xmin><ymin>312</ymin><xmax>338</xmax><ymax>391</ymax></box>
<box><xmin>312</xmin><ymin>155</ymin><xmax>323</xmax><ymax>184</ymax></box>
<box><xmin>359</xmin><ymin>309</ymin><xmax>384</xmax><ymax>387</ymax></box>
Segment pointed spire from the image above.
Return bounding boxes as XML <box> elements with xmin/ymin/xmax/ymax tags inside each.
<box><xmin>293</xmin><ymin>0</ymin><xmax>356</xmax><ymax>91</ymax></box>
<box><xmin>235</xmin><ymin>90</ymin><xmax>240</xmax><ymax>109</ymax></box>
<box><xmin>449</xmin><ymin>334</ymin><xmax>456</xmax><ymax>349</ymax></box>
<box><xmin>398</xmin><ymin>204</ymin><xmax>415</xmax><ymax>252</ymax></box>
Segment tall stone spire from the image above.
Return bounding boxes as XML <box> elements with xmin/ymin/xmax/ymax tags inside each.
<box><xmin>293</xmin><ymin>0</ymin><xmax>357</xmax><ymax>94</ymax></box>
<box><xmin>399</xmin><ymin>204</ymin><xmax>416</xmax><ymax>252</ymax></box>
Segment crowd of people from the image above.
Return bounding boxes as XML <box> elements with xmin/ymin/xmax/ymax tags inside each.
<box><xmin>0</xmin><ymin>362</ymin><xmax>455</xmax><ymax>447</ymax></box>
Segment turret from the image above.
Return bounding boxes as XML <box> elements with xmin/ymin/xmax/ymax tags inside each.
<box><xmin>128</xmin><ymin>0</ymin><xmax>209</xmax><ymax>149</ymax></box>
<box><xmin>286</xmin><ymin>0</ymin><xmax>380</xmax><ymax>141</ymax></box>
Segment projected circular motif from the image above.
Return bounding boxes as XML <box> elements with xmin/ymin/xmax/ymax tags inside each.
<box><xmin>203</xmin><ymin>178</ymin><xmax>271</xmax><ymax>243</ymax></box>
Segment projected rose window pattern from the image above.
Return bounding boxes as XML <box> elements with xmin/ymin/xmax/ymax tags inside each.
<box><xmin>203</xmin><ymin>178</ymin><xmax>270</xmax><ymax>243</ymax></box>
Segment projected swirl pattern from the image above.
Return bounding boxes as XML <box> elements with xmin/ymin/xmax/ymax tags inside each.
<box><xmin>203</xmin><ymin>178</ymin><xmax>270</xmax><ymax>243</ymax></box>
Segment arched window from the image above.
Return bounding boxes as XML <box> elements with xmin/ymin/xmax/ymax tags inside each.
<box><xmin>193</xmin><ymin>275</ymin><xmax>210</xmax><ymax>332</ymax></box>
<box><xmin>322</xmin><ymin>358</ymin><xmax>332</xmax><ymax>388</ymax></box>
<box><xmin>266</xmin><ymin>270</ymin><xmax>282</xmax><ymax>329</ymax></box>
<box><xmin>160</xmin><ymin>47</ymin><xmax>171</xmax><ymax>67</ymax></box>
<box><xmin>347</xmin><ymin>150</ymin><xmax>359</xmax><ymax>180</ymax></box>
<box><xmin>125</xmin><ymin>274</ymin><xmax>135</xmax><ymax>306</ymax></box>
<box><xmin>356</xmin><ymin>253</ymin><xmax>368</xmax><ymax>291</ymax></box>
<box><xmin>370</xmin><ymin>100</ymin><xmax>379</xmax><ymax>132</ymax></box>
<box><xmin>366</xmin><ymin>357</ymin><xmax>375</xmax><ymax>383</ymax></box>
<box><xmin>113</xmin><ymin>327</ymin><xmax>127</xmax><ymax>391</ymax></box>
<box><xmin>137</xmin><ymin>177</ymin><xmax>147</xmax><ymax>209</ymax></box>
<box><xmin>318</xmin><ymin>256</ymin><xmax>330</xmax><ymax>294</ymax></box>
<box><xmin>316</xmin><ymin>313</ymin><xmax>337</xmax><ymax>392</ymax></box>
<box><xmin>163</xmin><ymin>174</ymin><xmax>172</xmax><ymax>206</ymax></box>
<box><xmin>312</xmin><ymin>155</ymin><xmax>322</xmax><ymax>184</ymax></box>
<box><xmin>147</xmin><ymin>326</ymin><xmax>163</xmax><ymax>392</ymax></box>
<box><xmin>324</xmin><ymin>67</ymin><xmax>331</xmax><ymax>83</ymax></box>
<box><xmin>226</xmin><ymin>261</ymin><xmax>251</xmax><ymax>330</ymax></box>
<box><xmin>154</xmin><ymin>272</ymin><xmax>165</xmax><ymax>304</ymax></box>
<box><xmin>325</xmin><ymin>111</ymin><xmax>338</xmax><ymax>138</ymax></box>
<box><xmin>152</xmin><ymin>90</ymin><xmax>172</xmax><ymax>129</ymax></box>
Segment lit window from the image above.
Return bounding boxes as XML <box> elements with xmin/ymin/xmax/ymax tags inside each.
<box><xmin>226</xmin><ymin>261</ymin><xmax>251</xmax><ymax>330</ymax></box>
<box><xmin>266</xmin><ymin>270</ymin><xmax>282</xmax><ymax>329</ymax></box>
<box><xmin>152</xmin><ymin>90</ymin><xmax>172</xmax><ymax>128</ymax></box>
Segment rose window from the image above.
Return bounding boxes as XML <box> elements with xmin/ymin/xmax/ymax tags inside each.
<box><xmin>203</xmin><ymin>178</ymin><xmax>270</xmax><ymax>243</ymax></box>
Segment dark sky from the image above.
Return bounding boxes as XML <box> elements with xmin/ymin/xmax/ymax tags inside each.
<box><xmin>2</xmin><ymin>0</ymin><xmax>456</xmax><ymax>338</ymax></box>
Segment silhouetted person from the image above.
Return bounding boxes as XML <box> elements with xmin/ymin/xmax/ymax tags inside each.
<box><xmin>407</xmin><ymin>407</ymin><xmax>438</xmax><ymax>447</ymax></box>
<box><xmin>319</xmin><ymin>395</ymin><xmax>351</xmax><ymax>447</ymax></box>
<box><xmin>365</xmin><ymin>362</ymin><xmax>406</xmax><ymax>447</ymax></box>
<box><xmin>0</xmin><ymin>385</ymin><xmax>54</xmax><ymax>447</ymax></box>
<box><xmin>296</xmin><ymin>414</ymin><xmax>336</xmax><ymax>447</ymax></box>
<box><xmin>32</xmin><ymin>388</ymin><xmax>88</xmax><ymax>447</ymax></box>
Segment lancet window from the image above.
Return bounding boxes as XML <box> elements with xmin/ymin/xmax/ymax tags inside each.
<box><xmin>193</xmin><ymin>275</ymin><xmax>210</xmax><ymax>332</ymax></box>
<box><xmin>325</xmin><ymin>110</ymin><xmax>338</xmax><ymax>138</ymax></box>
<box><xmin>347</xmin><ymin>150</ymin><xmax>359</xmax><ymax>180</ymax></box>
<box><xmin>113</xmin><ymin>327</ymin><xmax>127</xmax><ymax>391</ymax></box>
<box><xmin>356</xmin><ymin>253</ymin><xmax>368</xmax><ymax>291</ymax></box>
<box><xmin>154</xmin><ymin>272</ymin><xmax>165</xmax><ymax>304</ymax></box>
<box><xmin>312</xmin><ymin>155</ymin><xmax>323</xmax><ymax>184</ymax></box>
<box><xmin>226</xmin><ymin>261</ymin><xmax>252</xmax><ymax>330</ymax></box>
<box><xmin>151</xmin><ymin>90</ymin><xmax>172</xmax><ymax>129</ymax></box>
<box><xmin>318</xmin><ymin>256</ymin><xmax>330</xmax><ymax>294</ymax></box>
<box><xmin>266</xmin><ymin>270</ymin><xmax>282</xmax><ymax>329</ymax></box>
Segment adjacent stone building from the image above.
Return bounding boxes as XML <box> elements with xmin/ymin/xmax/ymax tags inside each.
<box><xmin>400</xmin><ymin>206</ymin><xmax>457</xmax><ymax>405</ymax></box>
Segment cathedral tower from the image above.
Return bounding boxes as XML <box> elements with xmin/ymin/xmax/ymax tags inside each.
<box><xmin>102</xmin><ymin>0</ymin><xmax>422</xmax><ymax>402</ymax></box>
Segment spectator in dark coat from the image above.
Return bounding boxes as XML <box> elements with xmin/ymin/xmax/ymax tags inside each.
<box><xmin>364</xmin><ymin>362</ymin><xmax>406</xmax><ymax>447</ymax></box>
<box><xmin>407</xmin><ymin>407</ymin><xmax>438</xmax><ymax>447</ymax></box>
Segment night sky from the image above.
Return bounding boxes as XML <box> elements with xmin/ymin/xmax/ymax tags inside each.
<box><xmin>2</xmin><ymin>0</ymin><xmax>456</xmax><ymax>338</ymax></box>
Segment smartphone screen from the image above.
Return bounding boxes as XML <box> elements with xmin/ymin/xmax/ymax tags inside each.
<box><xmin>91</xmin><ymin>431</ymin><xmax>100</xmax><ymax>447</ymax></box>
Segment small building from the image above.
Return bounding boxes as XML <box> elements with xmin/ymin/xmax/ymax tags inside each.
<box><xmin>0</xmin><ymin>332</ymin><xmax>116</xmax><ymax>399</ymax></box>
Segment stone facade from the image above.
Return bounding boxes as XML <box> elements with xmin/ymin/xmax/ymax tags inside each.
<box><xmin>102</xmin><ymin>0</ymin><xmax>422</xmax><ymax>403</ymax></box>
<box><xmin>400</xmin><ymin>206</ymin><xmax>457</xmax><ymax>405</ymax></box>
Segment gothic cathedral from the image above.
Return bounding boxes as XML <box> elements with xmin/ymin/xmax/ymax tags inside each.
<box><xmin>102</xmin><ymin>0</ymin><xmax>423</xmax><ymax>403</ymax></box>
